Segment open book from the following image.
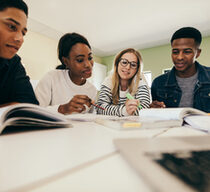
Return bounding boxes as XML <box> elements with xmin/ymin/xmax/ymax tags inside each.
<box><xmin>0</xmin><ymin>103</ymin><xmax>72</xmax><ymax>134</ymax></box>
<box><xmin>184</xmin><ymin>115</ymin><xmax>210</xmax><ymax>132</ymax></box>
<box><xmin>94</xmin><ymin>108</ymin><xmax>208</xmax><ymax>130</ymax></box>
<box><xmin>139</xmin><ymin>107</ymin><xmax>207</xmax><ymax>119</ymax></box>
<box><xmin>94</xmin><ymin>116</ymin><xmax>182</xmax><ymax>130</ymax></box>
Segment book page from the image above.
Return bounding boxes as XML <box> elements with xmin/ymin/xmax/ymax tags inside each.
<box><xmin>66</xmin><ymin>113</ymin><xmax>99</xmax><ymax>122</ymax></box>
<box><xmin>66</xmin><ymin>113</ymin><xmax>124</xmax><ymax>122</ymax></box>
<box><xmin>1</xmin><ymin>103</ymin><xmax>68</xmax><ymax>122</ymax></box>
<box><xmin>0</xmin><ymin>103</ymin><xmax>72</xmax><ymax>134</ymax></box>
<box><xmin>184</xmin><ymin>115</ymin><xmax>210</xmax><ymax>132</ymax></box>
<box><xmin>139</xmin><ymin>108</ymin><xmax>184</xmax><ymax>120</ymax></box>
<box><xmin>0</xmin><ymin>106</ymin><xmax>10</xmax><ymax>125</ymax></box>
<box><xmin>139</xmin><ymin>108</ymin><xmax>206</xmax><ymax>120</ymax></box>
<box><xmin>94</xmin><ymin>115</ymin><xmax>182</xmax><ymax>130</ymax></box>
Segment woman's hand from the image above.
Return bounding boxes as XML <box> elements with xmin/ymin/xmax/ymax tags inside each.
<box><xmin>125</xmin><ymin>99</ymin><xmax>139</xmax><ymax>115</ymax></box>
<box><xmin>58</xmin><ymin>95</ymin><xmax>92</xmax><ymax>114</ymax></box>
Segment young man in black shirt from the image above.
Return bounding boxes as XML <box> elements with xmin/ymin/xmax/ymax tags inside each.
<box><xmin>0</xmin><ymin>0</ymin><xmax>38</xmax><ymax>107</ymax></box>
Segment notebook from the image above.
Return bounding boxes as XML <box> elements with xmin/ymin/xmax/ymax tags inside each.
<box><xmin>114</xmin><ymin>136</ymin><xmax>210</xmax><ymax>192</ymax></box>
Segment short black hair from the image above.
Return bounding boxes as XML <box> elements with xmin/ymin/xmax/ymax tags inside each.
<box><xmin>0</xmin><ymin>0</ymin><xmax>28</xmax><ymax>17</ymax></box>
<box><xmin>170</xmin><ymin>27</ymin><xmax>202</xmax><ymax>47</ymax></box>
<box><xmin>57</xmin><ymin>32</ymin><xmax>91</xmax><ymax>69</ymax></box>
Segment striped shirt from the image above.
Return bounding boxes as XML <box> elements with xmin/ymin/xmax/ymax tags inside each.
<box><xmin>96</xmin><ymin>75</ymin><xmax>150</xmax><ymax>116</ymax></box>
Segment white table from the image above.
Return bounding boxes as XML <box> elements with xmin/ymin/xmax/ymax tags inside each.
<box><xmin>0</xmin><ymin>121</ymin><xmax>206</xmax><ymax>192</ymax></box>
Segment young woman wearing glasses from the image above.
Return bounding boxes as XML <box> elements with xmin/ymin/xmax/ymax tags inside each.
<box><xmin>96</xmin><ymin>48</ymin><xmax>150</xmax><ymax>116</ymax></box>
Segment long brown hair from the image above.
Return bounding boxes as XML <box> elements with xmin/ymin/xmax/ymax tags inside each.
<box><xmin>111</xmin><ymin>48</ymin><xmax>142</xmax><ymax>104</ymax></box>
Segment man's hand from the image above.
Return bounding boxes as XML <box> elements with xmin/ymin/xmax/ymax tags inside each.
<box><xmin>150</xmin><ymin>100</ymin><xmax>166</xmax><ymax>108</ymax></box>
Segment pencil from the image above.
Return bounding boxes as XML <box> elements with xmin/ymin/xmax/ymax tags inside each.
<box><xmin>91</xmin><ymin>102</ymin><xmax>105</xmax><ymax>110</ymax></box>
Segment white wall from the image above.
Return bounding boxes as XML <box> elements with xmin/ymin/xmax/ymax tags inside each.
<box><xmin>88</xmin><ymin>62</ymin><xmax>107</xmax><ymax>90</ymax></box>
<box><xmin>18</xmin><ymin>31</ymin><xmax>59</xmax><ymax>80</ymax></box>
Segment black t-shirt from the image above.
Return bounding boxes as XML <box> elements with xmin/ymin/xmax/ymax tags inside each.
<box><xmin>0</xmin><ymin>55</ymin><xmax>39</xmax><ymax>105</ymax></box>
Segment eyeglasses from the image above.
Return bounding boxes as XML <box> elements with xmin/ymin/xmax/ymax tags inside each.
<box><xmin>119</xmin><ymin>58</ymin><xmax>138</xmax><ymax>69</ymax></box>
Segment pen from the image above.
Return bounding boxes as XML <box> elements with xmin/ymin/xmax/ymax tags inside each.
<box><xmin>126</xmin><ymin>93</ymin><xmax>143</xmax><ymax>109</ymax></box>
<box><xmin>91</xmin><ymin>101</ymin><xmax>105</xmax><ymax>110</ymax></box>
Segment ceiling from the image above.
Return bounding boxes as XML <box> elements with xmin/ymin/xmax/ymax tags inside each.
<box><xmin>25</xmin><ymin>0</ymin><xmax>210</xmax><ymax>57</ymax></box>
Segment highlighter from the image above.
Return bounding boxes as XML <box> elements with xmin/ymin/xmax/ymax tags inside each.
<box><xmin>126</xmin><ymin>93</ymin><xmax>143</xmax><ymax>110</ymax></box>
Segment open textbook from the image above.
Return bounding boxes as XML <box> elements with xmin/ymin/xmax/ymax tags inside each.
<box><xmin>184</xmin><ymin>115</ymin><xmax>210</xmax><ymax>132</ymax></box>
<box><xmin>67</xmin><ymin>108</ymin><xmax>209</xmax><ymax>131</ymax></box>
<box><xmin>138</xmin><ymin>107</ymin><xmax>210</xmax><ymax>131</ymax></box>
<box><xmin>0</xmin><ymin>103</ymin><xmax>72</xmax><ymax>134</ymax></box>
<box><xmin>138</xmin><ymin>107</ymin><xmax>207</xmax><ymax>120</ymax></box>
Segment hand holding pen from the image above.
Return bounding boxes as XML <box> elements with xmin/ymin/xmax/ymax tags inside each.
<box><xmin>126</xmin><ymin>93</ymin><xmax>143</xmax><ymax>109</ymax></box>
<box><xmin>58</xmin><ymin>95</ymin><xmax>92</xmax><ymax>114</ymax></box>
<box><xmin>126</xmin><ymin>93</ymin><xmax>142</xmax><ymax>115</ymax></box>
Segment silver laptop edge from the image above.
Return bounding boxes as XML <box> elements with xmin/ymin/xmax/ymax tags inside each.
<box><xmin>114</xmin><ymin>136</ymin><xmax>210</xmax><ymax>192</ymax></box>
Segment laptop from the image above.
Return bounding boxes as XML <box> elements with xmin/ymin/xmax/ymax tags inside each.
<box><xmin>114</xmin><ymin>136</ymin><xmax>210</xmax><ymax>192</ymax></box>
